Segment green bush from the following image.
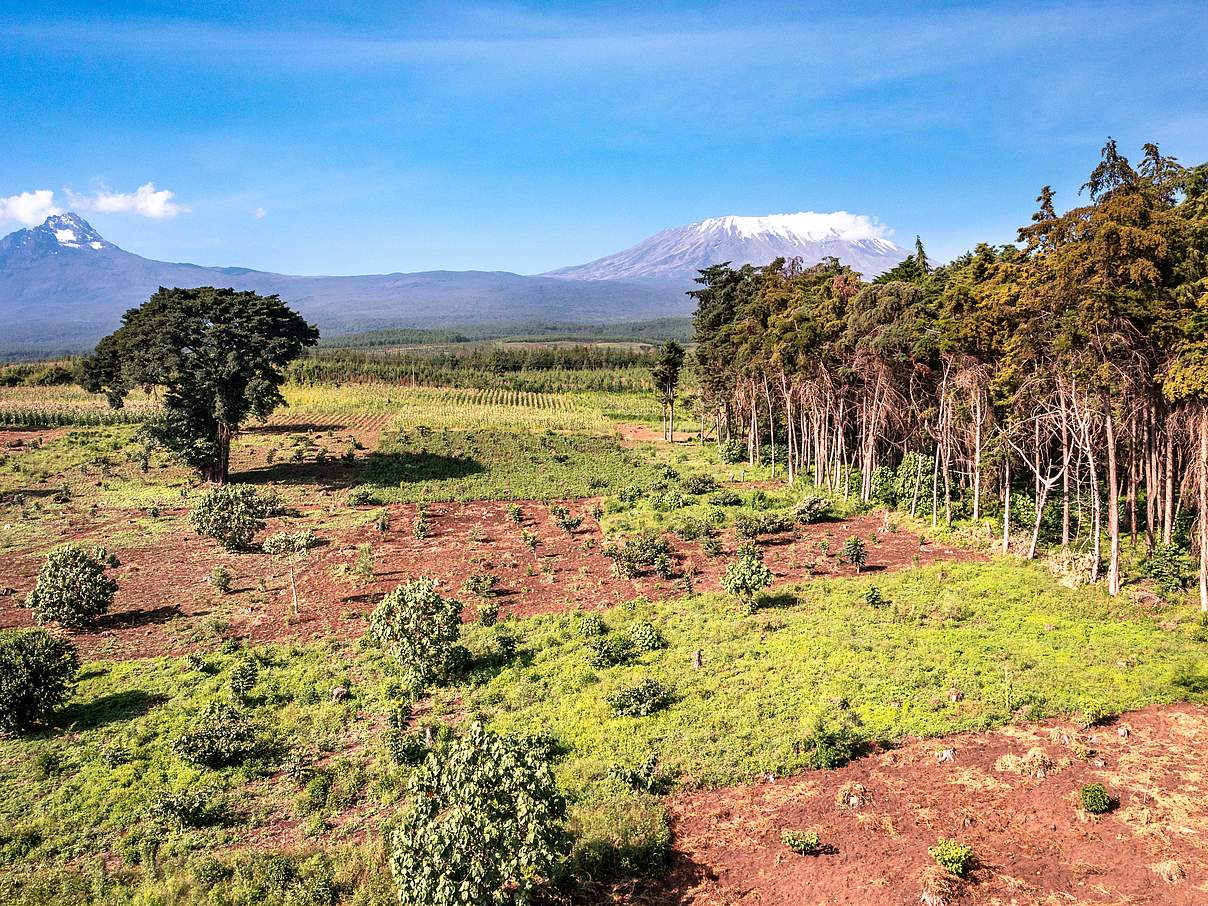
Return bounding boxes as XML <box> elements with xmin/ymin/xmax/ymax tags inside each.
<box><xmin>0</xmin><ymin>629</ymin><xmax>78</xmax><ymax>734</ymax></box>
<box><xmin>386</xmin><ymin>728</ymin><xmax>430</xmax><ymax>767</ymax></box>
<box><xmin>602</xmin><ymin>534</ymin><xmax>671</xmax><ymax>578</ymax></box>
<box><xmin>800</xmin><ymin>702</ymin><xmax>864</xmax><ymax>769</ymax></box>
<box><xmin>463</xmin><ymin>573</ymin><xmax>499</xmax><ymax>598</ymax></box>
<box><xmin>735</xmin><ymin>512</ymin><xmax>794</xmax><ymax>539</ymax></box>
<box><xmin>190</xmin><ymin>485</ymin><xmax>279</xmax><ymax>551</ymax></box>
<box><xmin>863</xmin><ymin>586</ymin><xmax>886</xmax><ymax>608</ymax></box>
<box><xmin>24</xmin><ymin>543</ymin><xmax>118</xmax><ymax>629</ymax></box>
<box><xmin>577</xmin><ymin>613</ymin><xmax>607</xmax><ymax>638</ymax></box>
<box><xmin>841</xmin><ymin>536</ymin><xmax>867</xmax><ymax>571</ymax></box>
<box><xmin>390</xmin><ymin>721</ymin><xmax>568</xmax><ymax>906</ymax></box>
<box><xmin>173</xmin><ymin>701</ymin><xmax>260</xmax><ymax>767</ymax></box>
<box><xmin>549</xmin><ymin>505</ymin><xmax>583</xmax><ymax>532</ymax></box>
<box><xmin>476</xmin><ymin>602</ymin><xmax>500</xmax><ymax>626</ymax></box>
<box><xmin>781</xmin><ymin>829</ymin><xmax>821</xmax><ymax>855</ymax></box>
<box><xmin>680</xmin><ymin>474</ymin><xmax>718</xmax><ymax>495</ymax></box>
<box><xmin>672</xmin><ymin>517</ymin><xmax>712</xmax><ymax>542</ymax></box>
<box><xmin>228</xmin><ymin>657</ymin><xmax>259</xmax><ymax>702</ymax></box>
<box><xmin>263</xmin><ymin>529</ymin><xmax>319</xmax><ymax>555</ymax></box>
<box><xmin>928</xmin><ymin>838</ymin><xmax>974</xmax><ymax>877</ymax></box>
<box><xmin>869</xmin><ymin>465</ymin><xmax>897</xmax><ymax>506</ymax></box>
<box><xmin>627</xmin><ymin>621</ymin><xmax>667</xmax><ymax>653</ymax></box>
<box><xmin>701</xmin><ymin>537</ymin><xmax>723</xmax><ymax>557</ymax></box>
<box><xmin>607</xmin><ymin>753</ymin><xmax>671</xmax><ymax>795</ymax></box>
<box><xmin>209</xmin><ymin>565</ymin><xmax>233</xmax><ymax>593</ymax></box>
<box><xmin>506</xmin><ymin>502</ymin><xmax>523</xmax><ymax>524</ymax></box>
<box><xmin>708</xmin><ymin>489</ymin><xmax>742</xmax><ymax>506</ymax></box>
<box><xmin>721</xmin><ymin>543</ymin><xmax>774</xmax><ymax>613</ymax></box>
<box><xmin>586</xmin><ymin>636</ymin><xmax>633</xmax><ymax>668</ymax></box>
<box><xmin>148</xmin><ymin>786</ymin><xmax>222</xmax><ymax>829</ymax></box>
<box><xmin>719</xmin><ymin>438</ymin><xmax>746</xmax><ymax>464</ymax></box>
<box><xmin>1142</xmin><ymin>543</ymin><xmax>1192</xmax><ymax>596</ymax></box>
<box><xmin>608</xmin><ymin>678</ymin><xmax>672</xmax><ymax>717</ymax></box>
<box><xmin>793</xmin><ymin>495</ymin><xmax>832</xmax><ymax>524</ymax></box>
<box><xmin>1080</xmin><ymin>783</ymin><xmax>1114</xmax><ymax>814</ymax></box>
<box><xmin>368</xmin><ymin>578</ymin><xmax>464</xmax><ymax>686</ymax></box>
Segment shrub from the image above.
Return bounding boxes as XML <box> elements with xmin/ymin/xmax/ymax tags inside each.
<box><xmin>520</xmin><ymin>529</ymin><xmax>538</xmax><ymax>550</ymax></box>
<box><xmin>386</xmin><ymin>728</ymin><xmax>429</xmax><ymax>767</ymax></box>
<box><xmin>24</xmin><ymin>543</ymin><xmax>118</xmax><ymax>629</ymax></box>
<box><xmin>228</xmin><ymin>657</ymin><xmax>259</xmax><ymax>702</ymax></box>
<box><xmin>263</xmin><ymin>529</ymin><xmax>319</xmax><ymax>555</ymax></box>
<box><xmin>841</xmin><ymin>536</ymin><xmax>867</xmax><ymax>572</ymax></box>
<box><xmin>148</xmin><ymin>786</ymin><xmax>222</xmax><ymax>829</ymax></box>
<box><xmin>781</xmin><ymin>829</ymin><xmax>821</xmax><ymax>855</ymax></box>
<box><xmin>390</xmin><ymin>721</ymin><xmax>568</xmax><ymax>906</ymax></box>
<box><xmin>863</xmin><ymin>587</ymin><xmax>886</xmax><ymax>608</ymax></box>
<box><xmin>651</xmin><ymin>490</ymin><xmax>689</xmax><ymax>512</ymax></box>
<box><xmin>608</xmin><ymin>754</ymin><xmax>671</xmax><ymax>794</ymax></box>
<box><xmin>602</xmin><ymin>534</ymin><xmax>671</xmax><ymax>578</ymax></box>
<box><xmin>549</xmin><ymin>505</ymin><xmax>583</xmax><ymax>532</ymax></box>
<box><xmin>653</xmin><ymin>553</ymin><xmax>674</xmax><ymax>580</ymax></box>
<box><xmin>173</xmin><ymin>701</ymin><xmax>260</xmax><ymax>767</ymax></box>
<box><xmin>721</xmin><ymin>543</ymin><xmax>774</xmax><ymax>613</ymax></box>
<box><xmin>608</xmin><ymin>678</ymin><xmax>672</xmax><ymax>717</ymax></box>
<box><xmin>672</xmin><ymin>517</ymin><xmax>712</xmax><ymax>542</ymax></box>
<box><xmin>928</xmin><ymin>839</ymin><xmax>974</xmax><ymax>877</ymax></box>
<box><xmin>793</xmin><ymin>495</ymin><xmax>832</xmax><ymax>524</ymax></box>
<box><xmin>800</xmin><ymin>702</ymin><xmax>864</xmax><ymax>769</ymax></box>
<box><xmin>190</xmin><ymin>485</ymin><xmax>277</xmax><ymax>551</ymax></box>
<box><xmin>577</xmin><ymin>613</ymin><xmax>607</xmax><ymax>638</ymax></box>
<box><xmin>869</xmin><ymin>465</ymin><xmax>897</xmax><ymax>506</ymax></box>
<box><xmin>376</xmin><ymin>510</ymin><xmax>391</xmax><ymax>533</ymax></box>
<box><xmin>1080</xmin><ymin>783</ymin><xmax>1114</xmax><ymax>814</ymax></box>
<box><xmin>209</xmin><ymin>565</ymin><xmax>232</xmax><ymax>593</ymax></box>
<box><xmin>701</xmin><ymin>537</ymin><xmax>723</xmax><ymax>558</ymax></box>
<box><xmin>506</xmin><ymin>503</ymin><xmax>523</xmax><ymax>524</ymax></box>
<box><xmin>680</xmin><ymin>474</ymin><xmax>718</xmax><ymax>495</ymax></box>
<box><xmin>708</xmin><ymin>489</ymin><xmax>742</xmax><ymax>506</ymax></box>
<box><xmin>719</xmin><ymin>438</ymin><xmax>745</xmax><ymax>463</ymax></box>
<box><xmin>586</xmin><ymin>636</ymin><xmax>633</xmax><ymax>668</ymax></box>
<box><xmin>627</xmin><ymin>621</ymin><xmax>666</xmax><ymax>652</ymax></box>
<box><xmin>735</xmin><ymin>512</ymin><xmax>793</xmax><ymax>539</ymax></box>
<box><xmin>476</xmin><ymin>602</ymin><xmax>500</xmax><ymax>626</ymax></box>
<box><xmin>1142</xmin><ymin>543</ymin><xmax>1192</xmax><ymax>596</ymax></box>
<box><xmin>0</xmin><ymin>629</ymin><xmax>79</xmax><ymax>734</ymax></box>
<box><xmin>353</xmin><ymin>543</ymin><xmax>375</xmax><ymax>583</ymax></box>
<box><xmin>368</xmin><ymin>578</ymin><xmax>463</xmax><ymax>686</ymax></box>
<box><xmin>463</xmin><ymin>573</ymin><xmax>498</xmax><ymax>598</ymax></box>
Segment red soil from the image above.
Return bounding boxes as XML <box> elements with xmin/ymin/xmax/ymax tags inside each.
<box><xmin>646</xmin><ymin>703</ymin><xmax>1208</xmax><ymax>905</ymax></box>
<box><xmin>0</xmin><ymin>506</ymin><xmax>976</xmax><ymax>661</ymax></box>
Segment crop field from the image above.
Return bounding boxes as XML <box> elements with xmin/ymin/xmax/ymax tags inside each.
<box><xmin>3</xmin><ymin>354</ymin><xmax>1208</xmax><ymax>906</ymax></box>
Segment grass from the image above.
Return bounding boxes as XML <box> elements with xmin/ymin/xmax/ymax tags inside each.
<box><xmin>356</xmin><ymin>428</ymin><xmax>665</xmax><ymax>503</ymax></box>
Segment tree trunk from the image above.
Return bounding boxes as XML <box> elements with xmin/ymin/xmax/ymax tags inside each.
<box><xmin>1105</xmin><ymin>404</ymin><xmax>1121</xmax><ymax>596</ymax></box>
<box><xmin>1200</xmin><ymin>408</ymin><xmax>1208</xmax><ymax>612</ymax></box>
<box><xmin>1002</xmin><ymin>455</ymin><xmax>1011</xmax><ymax>554</ymax></box>
<box><xmin>205</xmin><ymin>422</ymin><xmax>233</xmax><ymax>484</ymax></box>
<box><xmin>972</xmin><ymin>393</ymin><xmax>982</xmax><ymax>523</ymax></box>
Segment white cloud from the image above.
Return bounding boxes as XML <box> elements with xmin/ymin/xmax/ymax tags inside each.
<box><xmin>0</xmin><ymin>189</ymin><xmax>61</xmax><ymax>226</ymax></box>
<box><xmin>70</xmin><ymin>182</ymin><xmax>188</xmax><ymax>219</ymax></box>
<box><xmin>253</xmin><ymin>207</ymin><xmax>267</xmax><ymax>219</ymax></box>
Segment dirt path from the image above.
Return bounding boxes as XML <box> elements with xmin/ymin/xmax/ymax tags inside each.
<box><xmin>646</xmin><ymin>703</ymin><xmax>1208</xmax><ymax>905</ymax></box>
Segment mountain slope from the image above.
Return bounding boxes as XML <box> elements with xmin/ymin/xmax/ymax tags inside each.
<box><xmin>0</xmin><ymin>215</ymin><xmax>689</xmax><ymax>353</ymax></box>
<box><xmin>548</xmin><ymin>212</ymin><xmax>907</xmax><ymax>281</ymax></box>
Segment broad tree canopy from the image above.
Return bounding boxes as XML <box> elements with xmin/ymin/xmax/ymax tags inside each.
<box><xmin>82</xmin><ymin>286</ymin><xmax>318</xmax><ymax>484</ymax></box>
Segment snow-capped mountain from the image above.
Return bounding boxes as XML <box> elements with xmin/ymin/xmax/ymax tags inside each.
<box><xmin>0</xmin><ymin>214</ymin><xmax>688</xmax><ymax>354</ymax></box>
<box><xmin>547</xmin><ymin>212</ymin><xmax>907</xmax><ymax>281</ymax></box>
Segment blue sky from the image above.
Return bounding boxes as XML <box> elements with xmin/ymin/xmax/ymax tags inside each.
<box><xmin>2</xmin><ymin>1</ymin><xmax>1206</xmax><ymax>275</ymax></box>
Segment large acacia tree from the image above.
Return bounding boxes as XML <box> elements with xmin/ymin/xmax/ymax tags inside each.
<box><xmin>83</xmin><ymin>287</ymin><xmax>318</xmax><ymax>484</ymax></box>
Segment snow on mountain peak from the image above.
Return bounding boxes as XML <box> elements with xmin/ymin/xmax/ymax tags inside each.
<box><xmin>696</xmin><ymin>211</ymin><xmax>892</xmax><ymax>244</ymax></box>
<box><xmin>40</xmin><ymin>213</ymin><xmax>107</xmax><ymax>250</ymax></box>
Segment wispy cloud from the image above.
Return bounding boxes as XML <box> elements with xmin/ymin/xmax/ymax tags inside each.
<box><xmin>0</xmin><ymin>189</ymin><xmax>60</xmax><ymax>226</ymax></box>
<box><xmin>252</xmin><ymin>207</ymin><xmax>267</xmax><ymax>220</ymax></box>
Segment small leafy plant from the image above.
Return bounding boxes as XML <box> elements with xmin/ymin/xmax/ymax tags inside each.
<box><xmin>841</xmin><ymin>536</ymin><xmax>867</xmax><ymax>572</ymax></box>
<box><xmin>190</xmin><ymin>485</ymin><xmax>279</xmax><ymax>551</ymax></box>
<box><xmin>780</xmin><ymin>830</ymin><xmax>822</xmax><ymax>855</ymax></box>
<box><xmin>209</xmin><ymin>565</ymin><xmax>233</xmax><ymax>594</ymax></box>
<box><xmin>928</xmin><ymin>839</ymin><xmax>974</xmax><ymax>877</ymax></box>
<box><xmin>368</xmin><ymin>578</ymin><xmax>464</xmax><ymax>687</ymax></box>
<box><xmin>608</xmin><ymin>677</ymin><xmax>672</xmax><ymax>717</ymax></box>
<box><xmin>24</xmin><ymin>543</ymin><xmax>119</xmax><ymax>629</ymax></box>
<box><xmin>1080</xmin><ymin>783</ymin><xmax>1114</xmax><ymax>814</ymax></box>
<box><xmin>722</xmin><ymin>543</ymin><xmax>774</xmax><ymax>614</ymax></box>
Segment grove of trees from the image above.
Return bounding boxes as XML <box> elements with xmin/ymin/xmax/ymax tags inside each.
<box><xmin>691</xmin><ymin>141</ymin><xmax>1208</xmax><ymax>605</ymax></box>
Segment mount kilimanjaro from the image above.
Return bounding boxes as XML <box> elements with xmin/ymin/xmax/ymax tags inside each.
<box><xmin>0</xmin><ymin>211</ymin><xmax>908</xmax><ymax>354</ymax></box>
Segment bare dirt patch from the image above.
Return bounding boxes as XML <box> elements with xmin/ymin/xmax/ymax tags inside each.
<box><xmin>646</xmin><ymin>703</ymin><xmax>1208</xmax><ymax>905</ymax></box>
<box><xmin>0</xmin><ymin>505</ymin><xmax>974</xmax><ymax>660</ymax></box>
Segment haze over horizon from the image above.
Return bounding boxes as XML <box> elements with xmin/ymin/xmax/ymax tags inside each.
<box><xmin>3</xmin><ymin>1</ymin><xmax>1206</xmax><ymax>276</ymax></box>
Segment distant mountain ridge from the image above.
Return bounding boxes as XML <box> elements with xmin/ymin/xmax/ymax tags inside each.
<box><xmin>0</xmin><ymin>211</ymin><xmax>909</xmax><ymax>354</ymax></box>
<box><xmin>547</xmin><ymin>212</ymin><xmax>906</xmax><ymax>281</ymax></box>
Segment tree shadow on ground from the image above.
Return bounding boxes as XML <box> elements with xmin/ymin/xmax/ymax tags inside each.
<box><xmin>360</xmin><ymin>450</ymin><xmax>486</xmax><ymax>486</ymax></box>
<box><xmin>95</xmin><ymin>604</ymin><xmax>180</xmax><ymax>631</ymax></box>
<box><xmin>59</xmin><ymin>689</ymin><xmax>169</xmax><ymax>730</ymax></box>
<box><xmin>232</xmin><ymin>456</ymin><xmax>366</xmax><ymax>489</ymax></box>
<box><xmin>246</xmin><ymin>423</ymin><xmax>348</xmax><ymax>435</ymax></box>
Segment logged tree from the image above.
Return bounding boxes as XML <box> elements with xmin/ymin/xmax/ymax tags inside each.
<box><xmin>0</xmin><ymin>629</ymin><xmax>79</xmax><ymax>734</ymax></box>
<box><xmin>650</xmin><ymin>340</ymin><xmax>686</xmax><ymax>441</ymax></box>
<box><xmin>390</xmin><ymin>721</ymin><xmax>568</xmax><ymax>906</ymax></box>
<box><xmin>82</xmin><ymin>287</ymin><xmax>318</xmax><ymax>484</ymax></box>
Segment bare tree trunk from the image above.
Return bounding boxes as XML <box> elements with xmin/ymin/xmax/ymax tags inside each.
<box><xmin>1002</xmin><ymin>454</ymin><xmax>1011</xmax><ymax>554</ymax></box>
<box><xmin>1105</xmin><ymin>403</ymin><xmax>1121</xmax><ymax>596</ymax></box>
<box><xmin>1164</xmin><ymin>430</ymin><xmax>1175</xmax><ymax>544</ymax></box>
<box><xmin>972</xmin><ymin>392</ymin><xmax>982</xmax><ymax>523</ymax></box>
<box><xmin>1199</xmin><ymin>408</ymin><xmax>1208</xmax><ymax>612</ymax></box>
